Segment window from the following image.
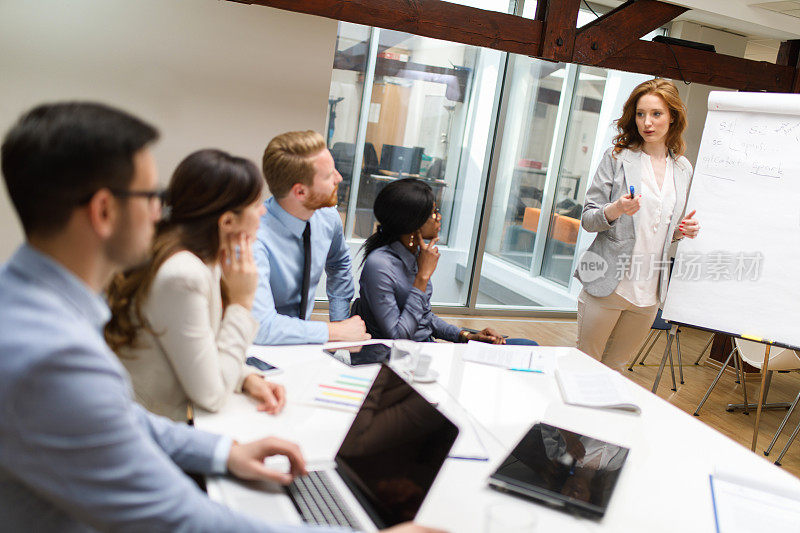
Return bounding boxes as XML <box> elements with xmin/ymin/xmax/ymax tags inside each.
<box><xmin>321</xmin><ymin>14</ymin><xmax>666</xmax><ymax>312</ymax></box>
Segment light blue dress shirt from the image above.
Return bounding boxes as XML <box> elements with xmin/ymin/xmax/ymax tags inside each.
<box><xmin>354</xmin><ymin>241</ymin><xmax>461</xmax><ymax>343</ymax></box>
<box><xmin>253</xmin><ymin>197</ymin><xmax>354</xmax><ymax>345</ymax></box>
<box><xmin>0</xmin><ymin>244</ymin><xmax>332</xmax><ymax>532</ymax></box>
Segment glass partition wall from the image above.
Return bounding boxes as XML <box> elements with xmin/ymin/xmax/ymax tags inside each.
<box><xmin>321</xmin><ymin>19</ymin><xmax>656</xmax><ymax>313</ymax></box>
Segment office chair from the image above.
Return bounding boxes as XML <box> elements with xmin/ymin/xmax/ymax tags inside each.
<box><xmin>693</xmin><ymin>339</ymin><xmax>800</xmax><ymax>418</ymax></box>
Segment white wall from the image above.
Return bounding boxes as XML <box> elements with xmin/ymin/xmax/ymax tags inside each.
<box><xmin>670</xmin><ymin>22</ymin><xmax>748</xmax><ymax>168</ymax></box>
<box><xmin>0</xmin><ymin>0</ymin><xmax>338</xmax><ymax>260</ymax></box>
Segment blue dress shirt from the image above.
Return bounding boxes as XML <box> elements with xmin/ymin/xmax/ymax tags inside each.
<box><xmin>253</xmin><ymin>197</ymin><xmax>354</xmax><ymax>345</ymax></box>
<box><xmin>0</xmin><ymin>244</ymin><xmax>330</xmax><ymax>532</ymax></box>
<box><xmin>354</xmin><ymin>241</ymin><xmax>461</xmax><ymax>342</ymax></box>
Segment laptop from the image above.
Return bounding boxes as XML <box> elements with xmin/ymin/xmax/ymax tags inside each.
<box><xmin>283</xmin><ymin>364</ymin><xmax>459</xmax><ymax>530</ymax></box>
<box><xmin>488</xmin><ymin>422</ymin><xmax>629</xmax><ymax>519</ymax></box>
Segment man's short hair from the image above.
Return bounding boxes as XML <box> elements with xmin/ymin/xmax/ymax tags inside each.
<box><xmin>1</xmin><ymin>102</ymin><xmax>159</xmax><ymax>237</ymax></box>
<box><xmin>261</xmin><ymin>130</ymin><xmax>326</xmax><ymax>199</ymax></box>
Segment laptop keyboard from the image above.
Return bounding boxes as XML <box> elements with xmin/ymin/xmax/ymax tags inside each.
<box><xmin>286</xmin><ymin>470</ymin><xmax>361</xmax><ymax>530</ymax></box>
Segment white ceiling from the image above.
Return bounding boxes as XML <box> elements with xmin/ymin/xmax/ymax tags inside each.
<box><xmin>592</xmin><ymin>0</ymin><xmax>800</xmax><ymax>40</ymax></box>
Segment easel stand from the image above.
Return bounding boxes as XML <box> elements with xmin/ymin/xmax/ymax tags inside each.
<box><xmin>751</xmin><ymin>344</ymin><xmax>771</xmax><ymax>452</ymax></box>
<box><xmin>652</xmin><ymin>323</ymin><xmax>790</xmax><ymax>453</ymax></box>
<box><xmin>651</xmin><ymin>324</ymin><xmax>682</xmax><ymax>394</ymax></box>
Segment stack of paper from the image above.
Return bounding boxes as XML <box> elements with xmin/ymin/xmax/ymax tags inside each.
<box><xmin>555</xmin><ymin>369</ymin><xmax>641</xmax><ymax>413</ymax></box>
<box><xmin>710</xmin><ymin>471</ymin><xmax>800</xmax><ymax>532</ymax></box>
<box><xmin>462</xmin><ymin>341</ymin><xmax>555</xmax><ymax>373</ymax></box>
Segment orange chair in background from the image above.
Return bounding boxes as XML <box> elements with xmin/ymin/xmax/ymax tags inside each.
<box><xmin>552</xmin><ymin>214</ymin><xmax>580</xmax><ymax>245</ymax></box>
<box><xmin>522</xmin><ymin>207</ymin><xmax>541</xmax><ymax>233</ymax></box>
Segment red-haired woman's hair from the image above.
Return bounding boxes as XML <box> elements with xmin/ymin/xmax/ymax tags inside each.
<box><xmin>612</xmin><ymin>78</ymin><xmax>687</xmax><ymax>156</ymax></box>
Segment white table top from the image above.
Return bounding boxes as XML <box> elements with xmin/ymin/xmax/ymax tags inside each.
<box><xmin>194</xmin><ymin>343</ymin><xmax>800</xmax><ymax>532</ymax></box>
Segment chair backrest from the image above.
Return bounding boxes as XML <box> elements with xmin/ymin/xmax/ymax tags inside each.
<box><xmin>522</xmin><ymin>207</ymin><xmax>541</xmax><ymax>233</ymax></box>
<box><xmin>734</xmin><ymin>338</ymin><xmax>800</xmax><ymax>371</ymax></box>
<box><xmin>552</xmin><ymin>214</ymin><xmax>580</xmax><ymax>245</ymax></box>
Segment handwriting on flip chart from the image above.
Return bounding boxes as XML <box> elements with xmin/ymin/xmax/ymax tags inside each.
<box><xmin>699</xmin><ymin>116</ymin><xmax>800</xmax><ymax>182</ymax></box>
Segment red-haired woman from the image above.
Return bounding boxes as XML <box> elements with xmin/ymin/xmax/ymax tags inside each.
<box><xmin>574</xmin><ymin>78</ymin><xmax>700</xmax><ymax>371</ymax></box>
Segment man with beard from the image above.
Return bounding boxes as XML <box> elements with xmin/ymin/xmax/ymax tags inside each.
<box><xmin>254</xmin><ymin>130</ymin><xmax>369</xmax><ymax>344</ymax></box>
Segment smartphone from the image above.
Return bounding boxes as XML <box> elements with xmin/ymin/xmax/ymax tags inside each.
<box><xmin>461</xmin><ymin>327</ymin><xmax>509</xmax><ymax>339</ymax></box>
<box><xmin>245</xmin><ymin>356</ymin><xmax>282</xmax><ymax>375</ymax></box>
<box><xmin>323</xmin><ymin>343</ymin><xmax>392</xmax><ymax>366</ymax></box>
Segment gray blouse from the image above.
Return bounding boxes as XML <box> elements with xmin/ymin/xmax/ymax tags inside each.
<box><xmin>354</xmin><ymin>241</ymin><xmax>460</xmax><ymax>342</ymax></box>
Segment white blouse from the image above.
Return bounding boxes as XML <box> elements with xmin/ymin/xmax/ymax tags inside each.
<box><xmin>119</xmin><ymin>251</ymin><xmax>258</xmax><ymax>421</ymax></box>
<box><xmin>615</xmin><ymin>152</ymin><xmax>677</xmax><ymax>307</ymax></box>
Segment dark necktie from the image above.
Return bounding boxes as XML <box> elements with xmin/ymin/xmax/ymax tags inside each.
<box><xmin>298</xmin><ymin>222</ymin><xmax>311</xmax><ymax>320</ymax></box>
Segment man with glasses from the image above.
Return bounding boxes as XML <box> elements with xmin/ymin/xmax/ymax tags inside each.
<box><xmin>0</xmin><ymin>102</ymin><xmax>438</xmax><ymax>533</ymax></box>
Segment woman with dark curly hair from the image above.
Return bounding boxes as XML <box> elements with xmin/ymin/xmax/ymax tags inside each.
<box><xmin>574</xmin><ymin>78</ymin><xmax>700</xmax><ymax>371</ymax></box>
<box><xmin>354</xmin><ymin>178</ymin><xmax>536</xmax><ymax>345</ymax></box>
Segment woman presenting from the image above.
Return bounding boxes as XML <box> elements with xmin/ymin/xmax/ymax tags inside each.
<box><xmin>575</xmin><ymin>78</ymin><xmax>700</xmax><ymax>371</ymax></box>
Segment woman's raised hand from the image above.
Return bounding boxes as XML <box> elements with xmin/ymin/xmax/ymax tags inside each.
<box><xmin>414</xmin><ymin>231</ymin><xmax>440</xmax><ymax>292</ymax></box>
<box><xmin>616</xmin><ymin>194</ymin><xmax>641</xmax><ymax>216</ymax></box>
<box><xmin>221</xmin><ymin>232</ymin><xmax>259</xmax><ymax>310</ymax></box>
<box><xmin>603</xmin><ymin>194</ymin><xmax>641</xmax><ymax>222</ymax></box>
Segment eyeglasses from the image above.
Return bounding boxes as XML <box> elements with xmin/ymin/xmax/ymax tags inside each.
<box><xmin>78</xmin><ymin>187</ymin><xmax>166</xmax><ymax>206</ymax></box>
<box><xmin>110</xmin><ymin>188</ymin><xmax>166</xmax><ymax>204</ymax></box>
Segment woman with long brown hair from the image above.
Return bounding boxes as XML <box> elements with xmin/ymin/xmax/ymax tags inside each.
<box><xmin>574</xmin><ymin>78</ymin><xmax>700</xmax><ymax>371</ymax></box>
<box><xmin>106</xmin><ymin>149</ymin><xmax>285</xmax><ymax>421</ymax></box>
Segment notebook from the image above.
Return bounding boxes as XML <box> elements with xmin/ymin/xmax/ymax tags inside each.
<box><xmin>710</xmin><ymin>471</ymin><xmax>800</xmax><ymax>533</ymax></box>
<box><xmin>462</xmin><ymin>341</ymin><xmax>555</xmax><ymax>373</ymax></box>
<box><xmin>555</xmin><ymin>369</ymin><xmax>641</xmax><ymax>413</ymax></box>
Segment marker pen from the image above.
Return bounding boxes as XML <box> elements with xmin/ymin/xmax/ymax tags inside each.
<box><xmin>629</xmin><ymin>185</ymin><xmax>635</xmax><ymax>199</ymax></box>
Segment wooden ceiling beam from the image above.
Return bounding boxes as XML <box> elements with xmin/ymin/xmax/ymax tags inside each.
<box><xmin>597</xmin><ymin>39</ymin><xmax>795</xmax><ymax>92</ymax></box>
<box><xmin>777</xmin><ymin>40</ymin><xmax>800</xmax><ymax>93</ymax></box>
<box><xmin>536</xmin><ymin>0</ymin><xmax>581</xmax><ymax>62</ymax></box>
<box><xmin>230</xmin><ymin>0</ymin><xmax>797</xmax><ymax>93</ymax></box>
<box><xmin>231</xmin><ymin>0</ymin><xmax>543</xmax><ymax>56</ymax></box>
<box><xmin>574</xmin><ymin>0</ymin><xmax>688</xmax><ymax>65</ymax></box>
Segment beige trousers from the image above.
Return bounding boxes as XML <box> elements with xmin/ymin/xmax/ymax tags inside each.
<box><xmin>576</xmin><ymin>289</ymin><xmax>659</xmax><ymax>372</ymax></box>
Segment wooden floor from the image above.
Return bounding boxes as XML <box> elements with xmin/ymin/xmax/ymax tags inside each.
<box><xmin>440</xmin><ymin>315</ymin><xmax>800</xmax><ymax>479</ymax></box>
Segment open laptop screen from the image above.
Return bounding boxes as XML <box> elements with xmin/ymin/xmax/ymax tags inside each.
<box><xmin>334</xmin><ymin>364</ymin><xmax>458</xmax><ymax>528</ymax></box>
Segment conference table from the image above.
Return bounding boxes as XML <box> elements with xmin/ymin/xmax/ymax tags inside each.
<box><xmin>195</xmin><ymin>342</ymin><xmax>800</xmax><ymax>532</ymax></box>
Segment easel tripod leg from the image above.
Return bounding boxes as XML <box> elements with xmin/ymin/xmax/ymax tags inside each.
<box><xmin>652</xmin><ymin>326</ymin><xmax>677</xmax><ymax>394</ymax></box>
<box><xmin>751</xmin><ymin>345</ymin><xmax>771</xmax><ymax>452</ymax></box>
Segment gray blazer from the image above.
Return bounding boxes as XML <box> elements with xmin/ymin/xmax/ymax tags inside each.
<box><xmin>0</xmin><ymin>245</ymin><xmax>326</xmax><ymax>533</ymax></box>
<box><xmin>574</xmin><ymin>147</ymin><xmax>693</xmax><ymax>303</ymax></box>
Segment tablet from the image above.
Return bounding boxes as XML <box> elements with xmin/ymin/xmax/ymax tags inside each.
<box><xmin>488</xmin><ymin>422</ymin><xmax>629</xmax><ymax>518</ymax></box>
<box><xmin>323</xmin><ymin>343</ymin><xmax>392</xmax><ymax>366</ymax></box>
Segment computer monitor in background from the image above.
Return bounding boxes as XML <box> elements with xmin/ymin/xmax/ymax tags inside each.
<box><xmin>379</xmin><ymin>145</ymin><xmax>424</xmax><ymax>175</ymax></box>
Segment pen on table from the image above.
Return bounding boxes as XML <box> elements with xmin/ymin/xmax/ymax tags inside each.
<box><xmin>448</xmin><ymin>455</ymin><xmax>489</xmax><ymax>462</ymax></box>
<box><xmin>628</xmin><ymin>185</ymin><xmax>635</xmax><ymax>199</ymax></box>
<box><xmin>509</xmin><ymin>368</ymin><xmax>543</xmax><ymax>373</ymax></box>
